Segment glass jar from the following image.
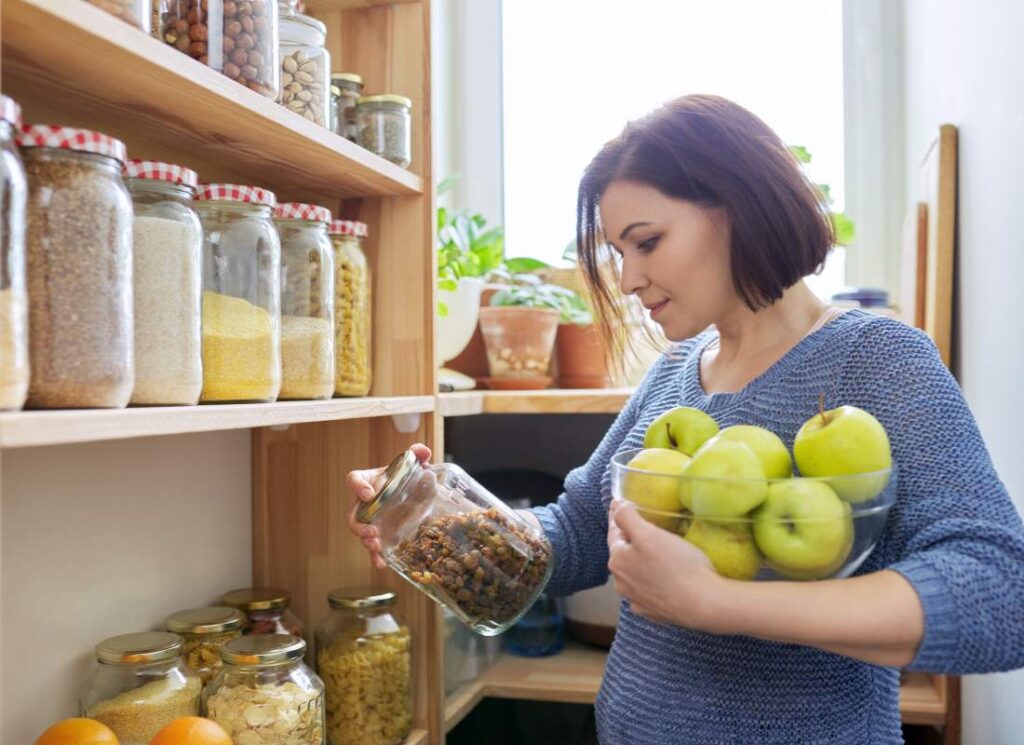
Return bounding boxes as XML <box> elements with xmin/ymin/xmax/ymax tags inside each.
<box><xmin>356</xmin><ymin>95</ymin><xmax>412</xmax><ymax>168</ymax></box>
<box><xmin>80</xmin><ymin>632</ymin><xmax>202</xmax><ymax>745</ymax></box>
<box><xmin>85</xmin><ymin>0</ymin><xmax>151</xmax><ymax>32</ymax></box>
<box><xmin>221</xmin><ymin>587</ymin><xmax>307</xmax><ymax>638</ymax></box>
<box><xmin>280</xmin><ymin>14</ymin><xmax>331</xmax><ymax>127</ymax></box>
<box><xmin>357</xmin><ymin>450</ymin><xmax>553</xmax><ymax>635</ymax></box>
<box><xmin>315</xmin><ymin>587</ymin><xmax>412</xmax><ymax>745</ymax></box>
<box><xmin>203</xmin><ymin>634</ymin><xmax>325</xmax><ymax>744</ymax></box>
<box><xmin>275</xmin><ymin>202</ymin><xmax>335</xmax><ymax>400</ymax></box>
<box><xmin>0</xmin><ymin>97</ymin><xmax>28</xmax><ymax>412</ymax></box>
<box><xmin>330</xmin><ymin>73</ymin><xmax>364</xmax><ymax>141</ymax></box>
<box><xmin>158</xmin><ymin>0</ymin><xmax>280</xmax><ymax>99</ymax></box>
<box><xmin>196</xmin><ymin>183</ymin><xmax>282</xmax><ymax>403</ymax></box>
<box><xmin>166</xmin><ymin>606</ymin><xmax>245</xmax><ymax>685</ymax></box>
<box><xmin>125</xmin><ymin>160</ymin><xmax>203</xmax><ymax>406</ymax></box>
<box><xmin>17</xmin><ymin>126</ymin><xmax>134</xmax><ymax>409</ymax></box>
<box><xmin>330</xmin><ymin>220</ymin><xmax>371</xmax><ymax>396</ymax></box>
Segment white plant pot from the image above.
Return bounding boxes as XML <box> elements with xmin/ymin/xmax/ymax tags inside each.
<box><xmin>437</xmin><ymin>277</ymin><xmax>484</xmax><ymax>365</ymax></box>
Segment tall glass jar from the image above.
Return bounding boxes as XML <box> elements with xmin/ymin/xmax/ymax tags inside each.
<box><xmin>280</xmin><ymin>14</ymin><xmax>330</xmax><ymax>126</ymax></box>
<box><xmin>275</xmin><ymin>202</ymin><xmax>335</xmax><ymax>400</ymax></box>
<box><xmin>196</xmin><ymin>183</ymin><xmax>281</xmax><ymax>403</ymax></box>
<box><xmin>86</xmin><ymin>0</ymin><xmax>151</xmax><ymax>32</ymax></box>
<box><xmin>17</xmin><ymin>126</ymin><xmax>134</xmax><ymax>409</ymax></box>
<box><xmin>125</xmin><ymin>160</ymin><xmax>203</xmax><ymax>406</ymax></box>
<box><xmin>158</xmin><ymin>0</ymin><xmax>280</xmax><ymax>99</ymax></box>
<box><xmin>330</xmin><ymin>73</ymin><xmax>363</xmax><ymax>141</ymax></box>
<box><xmin>81</xmin><ymin>632</ymin><xmax>202</xmax><ymax>745</ymax></box>
<box><xmin>330</xmin><ymin>220</ymin><xmax>371</xmax><ymax>397</ymax></box>
<box><xmin>356</xmin><ymin>95</ymin><xmax>412</xmax><ymax>168</ymax></box>
<box><xmin>357</xmin><ymin>450</ymin><xmax>553</xmax><ymax>635</ymax></box>
<box><xmin>315</xmin><ymin>587</ymin><xmax>412</xmax><ymax>745</ymax></box>
<box><xmin>221</xmin><ymin>587</ymin><xmax>306</xmax><ymax>638</ymax></box>
<box><xmin>0</xmin><ymin>96</ymin><xmax>28</xmax><ymax>412</ymax></box>
<box><xmin>204</xmin><ymin>634</ymin><xmax>325</xmax><ymax>744</ymax></box>
<box><xmin>166</xmin><ymin>606</ymin><xmax>245</xmax><ymax>685</ymax></box>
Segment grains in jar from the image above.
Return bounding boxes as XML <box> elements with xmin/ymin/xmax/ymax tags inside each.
<box><xmin>0</xmin><ymin>96</ymin><xmax>28</xmax><ymax>412</ymax></box>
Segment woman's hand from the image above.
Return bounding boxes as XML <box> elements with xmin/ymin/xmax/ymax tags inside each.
<box><xmin>346</xmin><ymin>443</ymin><xmax>432</xmax><ymax>570</ymax></box>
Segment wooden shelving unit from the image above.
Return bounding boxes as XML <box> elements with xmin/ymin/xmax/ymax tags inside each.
<box><xmin>438</xmin><ymin>388</ymin><xmax>634</xmax><ymax>417</ymax></box>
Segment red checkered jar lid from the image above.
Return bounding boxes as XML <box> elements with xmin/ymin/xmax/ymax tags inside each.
<box><xmin>16</xmin><ymin>125</ymin><xmax>127</xmax><ymax>163</ymax></box>
<box><xmin>274</xmin><ymin>202</ymin><xmax>332</xmax><ymax>224</ymax></box>
<box><xmin>195</xmin><ymin>183</ymin><xmax>277</xmax><ymax>207</ymax></box>
<box><xmin>124</xmin><ymin>159</ymin><xmax>199</xmax><ymax>189</ymax></box>
<box><xmin>329</xmin><ymin>220</ymin><xmax>369</xmax><ymax>238</ymax></box>
<box><xmin>0</xmin><ymin>96</ymin><xmax>21</xmax><ymax>128</ymax></box>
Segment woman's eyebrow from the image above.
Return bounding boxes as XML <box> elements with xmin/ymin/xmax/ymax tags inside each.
<box><xmin>620</xmin><ymin>221</ymin><xmax>652</xmax><ymax>240</ymax></box>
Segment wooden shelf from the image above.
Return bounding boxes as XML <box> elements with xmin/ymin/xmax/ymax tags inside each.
<box><xmin>899</xmin><ymin>671</ymin><xmax>949</xmax><ymax>726</ymax></box>
<box><xmin>306</xmin><ymin>0</ymin><xmax>420</xmax><ymax>10</ymax></box>
<box><xmin>438</xmin><ymin>388</ymin><xmax>634</xmax><ymax>417</ymax></box>
<box><xmin>402</xmin><ymin>729</ymin><xmax>429</xmax><ymax>745</ymax></box>
<box><xmin>1</xmin><ymin>0</ymin><xmax>423</xmax><ymax>200</ymax></box>
<box><xmin>0</xmin><ymin>396</ymin><xmax>434</xmax><ymax>448</ymax></box>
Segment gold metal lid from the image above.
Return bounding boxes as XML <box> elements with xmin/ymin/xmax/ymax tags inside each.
<box><xmin>166</xmin><ymin>606</ymin><xmax>245</xmax><ymax>635</ymax></box>
<box><xmin>221</xmin><ymin>634</ymin><xmax>306</xmax><ymax>666</ymax></box>
<box><xmin>331</xmin><ymin>72</ymin><xmax>364</xmax><ymax>86</ymax></box>
<box><xmin>355</xmin><ymin>448</ymin><xmax>419</xmax><ymax>523</ymax></box>
<box><xmin>221</xmin><ymin>587</ymin><xmax>292</xmax><ymax>612</ymax></box>
<box><xmin>95</xmin><ymin>632</ymin><xmax>183</xmax><ymax>665</ymax></box>
<box><xmin>357</xmin><ymin>94</ymin><xmax>412</xmax><ymax>108</ymax></box>
<box><xmin>285</xmin><ymin>11</ymin><xmax>327</xmax><ymax>36</ymax></box>
<box><xmin>328</xmin><ymin>587</ymin><xmax>397</xmax><ymax>610</ymax></box>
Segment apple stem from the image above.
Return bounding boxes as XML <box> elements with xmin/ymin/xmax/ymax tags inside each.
<box><xmin>666</xmin><ymin>423</ymin><xmax>677</xmax><ymax>449</ymax></box>
<box><xmin>819</xmin><ymin>393</ymin><xmax>830</xmax><ymax>426</ymax></box>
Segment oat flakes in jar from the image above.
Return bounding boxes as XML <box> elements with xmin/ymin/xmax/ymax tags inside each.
<box><xmin>85</xmin><ymin>0</ymin><xmax>151</xmax><ymax>32</ymax></box>
<box><xmin>17</xmin><ymin>126</ymin><xmax>134</xmax><ymax>409</ymax></box>
<box><xmin>329</xmin><ymin>220</ymin><xmax>371</xmax><ymax>396</ymax></box>
<box><xmin>166</xmin><ymin>606</ymin><xmax>245</xmax><ymax>685</ymax></box>
<box><xmin>0</xmin><ymin>96</ymin><xmax>28</xmax><ymax>412</ymax></box>
<box><xmin>280</xmin><ymin>13</ymin><xmax>331</xmax><ymax>126</ymax></box>
<box><xmin>204</xmin><ymin>634</ymin><xmax>325</xmax><ymax>745</ymax></box>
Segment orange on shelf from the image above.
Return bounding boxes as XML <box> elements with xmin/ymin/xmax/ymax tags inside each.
<box><xmin>149</xmin><ymin>718</ymin><xmax>231</xmax><ymax>745</ymax></box>
<box><xmin>34</xmin><ymin>718</ymin><xmax>118</xmax><ymax>745</ymax></box>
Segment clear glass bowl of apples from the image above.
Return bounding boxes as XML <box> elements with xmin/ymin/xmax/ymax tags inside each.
<box><xmin>611</xmin><ymin>402</ymin><xmax>897</xmax><ymax>581</ymax></box>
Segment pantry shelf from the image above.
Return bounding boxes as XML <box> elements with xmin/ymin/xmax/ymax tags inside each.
<box><xmin>306</xmin><ymin>0</ymin><xmax>420</xmax><ymax>10</ymax></box>
<box><xmin>437</xmin><ymin>388</ymin><xmax>635</xmax><ymax>417</ymax></box>
<box><xmin>0</xmin><ymin>0</ymin><xmax>423</xmax><ymax>200</ymax></box>
<box><xmin>0</xmin><ymin>396</ymin><xmax>435</xmax><ymax>448</ymax></box>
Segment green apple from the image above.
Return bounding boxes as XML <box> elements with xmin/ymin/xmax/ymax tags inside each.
<box><xmin>752</xmin><ymin>479</ymin><xmax>854</xmax><ymax>580</ymax></box>
<box><xmin>716</xmin><ymin>424</ymin><xmax>793</xmax><ymax>479</ymax></box>
<box><xmin>621</xmin><ymin>448</ymin><xmax>690</xmax><ymax>531</ymax></box>
<box><xmin>793</xmin><ymin>404</ymin><xmax>892</xmax><ymax>503</ymax></box>
<box><xmin>643</xmin><ymin>406</ymin><xmax>719</xmax><ymax>456</ymax></box>
<box><xmin>683</xmin><ymin>519</ymin><xmax>762</xmax><ymax>581</ymax></box>
<box><xmin>682</xmin><ymin>438</ymin><xmax>767</xmax><ymax>518</ymax></box>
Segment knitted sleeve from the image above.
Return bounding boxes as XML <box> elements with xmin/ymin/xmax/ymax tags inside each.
<box><xmin>840</xmin><ymin>317</ymin><xmax>1024</xmax><ymax>674</ymax></box>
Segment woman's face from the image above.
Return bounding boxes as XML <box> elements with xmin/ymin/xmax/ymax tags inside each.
<box><xmin>599</xmin><ymin>180</ymin><xmax>736</xmax><ymax>341</ymax></box>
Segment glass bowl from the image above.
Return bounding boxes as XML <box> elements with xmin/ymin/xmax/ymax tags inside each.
<box><xmin>610</xmin><ymin>448</ymin><xmax>896</xmax><ymax>581</ymax></box>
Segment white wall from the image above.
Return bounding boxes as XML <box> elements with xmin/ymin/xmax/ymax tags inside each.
<box><xmin>902</xmin><ymin>1</ymin><xmax>1024</xmax><ymax>742</ymax></box>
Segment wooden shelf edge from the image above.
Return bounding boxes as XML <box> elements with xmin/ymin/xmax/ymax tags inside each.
<box><xmin>899</xmin><ymin>672</ymin><xmax>948</xmax><ymax>726</ymax></box>
<box><xmin>307</xmin><ymin>0</ymin><xmax>420</xmax><ymax>10</ymax></box>
<box><xmin>402</xmin><ymin>729</ymin><xmax>429</xmax><ymax>745</ymax></box>
<box><xmin>444</xmin><ymin>680</ymin><xmax>485</xmax><ymax>734</ymax></box>
<box><xmin>437</xmin><ymin>388</ymin><xmax>634</xmax><ymax>417</ymax></box>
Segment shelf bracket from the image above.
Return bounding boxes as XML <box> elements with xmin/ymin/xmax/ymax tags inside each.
<box><xmin>390</xmin><ymin>413</ymin><xmax>422</xmax><ymax>434</ymax></box>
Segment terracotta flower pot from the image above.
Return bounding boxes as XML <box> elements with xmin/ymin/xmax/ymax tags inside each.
<box><xmin>555</xmin><ymin>322</ymin><xmax>610</xmax><ymax>389</ymax></box>
<box><xmin>446</xmin><ymin>283</ymin><xmax>508</xmax><ymax>386</ymax></box>
<box><xmin>478</xmin><ymin>306</ymin><xmax>560</xmax><ymax>390</ymax></box>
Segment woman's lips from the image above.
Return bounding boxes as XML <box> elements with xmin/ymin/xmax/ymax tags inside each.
<box><xmin>648</xmin><ymin>300</ymin><xmax>669</xmax><ymax>318</ymax></box>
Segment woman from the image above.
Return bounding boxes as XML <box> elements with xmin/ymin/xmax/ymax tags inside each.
<box><xmin>347</xmin><ymin>95</ymin><xmax>1024</xmax><ymax>743</ymax></box>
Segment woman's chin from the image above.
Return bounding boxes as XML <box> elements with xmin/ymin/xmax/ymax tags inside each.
<box><xmin>656</xmin><ymin>316</ymin><xmax>704</xmax><ymax>342</ymax></box>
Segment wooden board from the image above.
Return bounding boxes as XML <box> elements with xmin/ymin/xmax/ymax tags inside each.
<box><xmin>920</xmin><ymin>125</ymin><xmax>959</xmax><ymax>367</ymax></box>
<box><xmin>437</xmin><ymin>389</ymin><xmax>634</xmax><ymax>417</ymax></box>
<box><xmin>900</xmin><ymin>202</ymin><xmax>929</xmax><ymax>328</ymax></box>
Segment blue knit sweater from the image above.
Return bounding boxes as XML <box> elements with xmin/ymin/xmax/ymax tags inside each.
<box><xmin>533</xmin><ymin>310</ymin><xmax>1024</xmax><ymax>744</ymax></box>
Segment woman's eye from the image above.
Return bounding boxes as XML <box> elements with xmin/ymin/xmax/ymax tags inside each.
<box><xmin>637</xmin><ymin>236</ymin><xmax>660</xmax><ymax>253</ymax></box>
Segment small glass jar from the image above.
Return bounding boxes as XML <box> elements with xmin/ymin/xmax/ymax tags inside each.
<box><xmin>196</xmin><ymin>183</ymin><xmax>282</xmax><ymax>403</ymax></box>
<box><xmin>0</xmin><ymin>97</ymin><xmax>28</xmax><ymax>412</ymax></box>
<box><xmin>18</xmin><ymin>126</ymin><xmax>134</xmax><ymax>409</ymax></box>
<box><xmin>330</xmin><ymin>220</ymin><xmax>372</xmax><ymax>397</ymax></box>
<box><xmin>80</xmin><ymin>632</ymin><xmax>202</xmax><ymax>745</ymax></box>
<box><xmin>166</xmin><ymin>606</ymin><xmax>245</xmax><ymax>685</ymax></box>
<box><xmin>315</xmin><ymin>587</ymin><xmax>412</xmax><ymax>745</ymax></box>
<box><xmin>204</xmin><ymin>634</ymin><xmax>325</xmax><ymax>744</ymax></box>
<box><xmin>159</xmin><ymin>0</ymin><xmax>280</xmax><ymax>99</ymax></box>
<box><xmin>275</xmin><ymin>202</ymin><xmax>335</xmax><ymax>400</ymax></box>
<box><xmin>221</xmin><ymin>587</ymin><xmax>307</xmax><ymax>638</ymax></box>
<box><xmin>280</xmin><ymin>14</ymin><xmax>331</xmax><ymax>127</ymax></box>
<box><xmin>356</xmin><ymin>95</ymin><xmax>412</xmax><ymax>168</ymax></box>
<box><xmin>125</xmin><ymin>160</ymin><xmax>203</xmax><ymax>406</ymax></box>
<box><xmin>86</xmin><ymin>0</ymin><xmax>151</xmax><ymax>32</ymax></box>
<box><xmin>330</xmin><ymin>73</ymin><xmax>364</xmax><ymax>141</ymax></box>
<box><xmin>357</xmin><ymin>450</ymin><xmax>553</xmax><ymax>635</ymax></box>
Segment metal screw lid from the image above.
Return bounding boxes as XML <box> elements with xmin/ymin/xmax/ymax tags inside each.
<box><xmin>355</xmin><ymin>448</ymin><xmax>419</xmax><ymax>523</ymax></box>
<box><xmin>166</xmin><ymin>606</ymin><xmax>245</xmax><ymax>635</ymax></box>
<box><xmin>328</xmin><ymin>587</ymin><xmax>397</xmax><ymax>610</ymax></box>
<box><xmin>95</xmin><ymin>632</ymin><xmax>183</xmax><ymax>665</ymax></box>
<box><xmin>221</xmin><ymin>634</ymin><xmax>306</xmax><ymax>666</ymax></box>
<box><xmin>221</xmin><ymin>587</ymin><xmax>293</xmax><ymax>612</ymax></box>
<box><xmin>356</xmin><ymin>94</ymin><xmax>412</xmax><ymax>109</ymax></box>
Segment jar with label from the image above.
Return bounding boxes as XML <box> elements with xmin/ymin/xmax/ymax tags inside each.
<box><xmin>330</xmin><ymin>220</ymin><xmax>371</xmax><ymax>396</ymax></box>
<box><xmin>0</xmin><ymin>97</ymin><xmax>28</xmax><ymax>412</ymax></box>
<box><xmin>158</xmin><ymin>0</ymin><xmax>280</xmax><ymax>99</ymax></box>
<box><xmin>330</xmin><ymin>73</ymin><xmax>363</xmax><ymax>140</ymax></box>
<box><xmin>221</xmin><ymin>587</ymin><xmax>307</xmax><ymax>638</ymax></box>
<box><xmin>125</xmin><ymin>160</ymin><xmax>203</xmax><ymax>406</ymax></box>
<box><xmin>204</xmin><ymin>634</ymin><xmax>325</xmax><ymax>745</ymax></box>
<box><xmin>166</xmin><ymin>606</ymin><xmax>245</xmax><ymax>685</ymax></box>
<box><xmin>356</xmin><ymin>95</ymin><xmax>412</xmax><ymax>168</ymax></box>
<box><xmin>315</xmin><ymin>588</ymin><xmax>412</xmax><ymax>745</ymax></box>
<box><xmin>280</xmin><ymin>13</ymin><xmax>330</xmax><ymax>126</ymax></box>
<box><xmin>196</xmin><ymin>183</ymin><xmax>282</xmax><ymax>403</ymax></box>
<box><xmin>17</xmin><ymin>125</ymin><xmax>134</xmax><ymax>409</ymax></box>
<box><xmin>357</xmin><ymin>450</ymin><xmax>553</xmax><ymax>635</ymax></box>
<box><xmin>86</xmin><ymin>0</ymin><xmax>151</xmax><ymax>32</ymax></box>
<box><xmin>81</xmin><ymin>632</ymin><xmax>202</xmax><ymax>745</ymax></box>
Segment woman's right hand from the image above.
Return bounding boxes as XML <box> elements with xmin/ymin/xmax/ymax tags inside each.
<box><xmin>346</xmin><ymin>443</ymin><xmax>432</xmax><ymax>570</ymax></box>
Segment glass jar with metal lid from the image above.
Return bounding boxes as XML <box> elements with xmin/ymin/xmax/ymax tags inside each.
<box><xmin>86</xmin><ymin>0</ymin><xmax>151</xmax><ymax>32</ymax></box>
<box><xmin>221</xmin><ymin>586</ymin><xmax>306</xmax><ymax>638</ymax></box>
<box><xmin>315</xmin><ymin>587</ymin><xmax>412</xmax><ymax>745</ymax></box>
<box><xmin>357</xmin><ymin>449</ymin><xmax>553</xmax><ymax>635</ymax></box>
<box><xmin>329</xmin><ymin>220</ymin><xmax>371</xmax><ymax>397</ymax></box>
<box><xmin>356</xmin><ymin>94</ymin><xmax>412</xmax><ymax>168</ymax></box>
<box><xmin>280</xmin><ymin>13</ymin><xmax>331</xmax><ymax>126</ymax></box>
<box><xmin>80</xmin><ymin>632</ymin><xmax>202</xmax><ymax>744</ymax></box>
<box><xmin>166</xmin><ymin>606</ymin><xmax>245</xmax><ymax>685</ymax></box>
<box><xmin>330</xmin><ymin>73</ymin><xmax>364</xmax><ymax>141</ymax></box>
<box><xmin>0</xmin><ymin>96</ymin><xmax>28</xmax><ymax>412</ymax></box>
<box><xmin>204</xmin><ymin>634</ymin><xmax>325</xmax><ymax>744</ymax></box>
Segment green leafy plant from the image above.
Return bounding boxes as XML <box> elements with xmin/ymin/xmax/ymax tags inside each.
<box><xmin>490</xmin><ymin>274</ymin><xmax>592</xmax><ymax>324</ymax></box>
<box><xmin>790</xmin><ymin>145</ymin><xmax>855</xmax><ymax>246</ymax></box>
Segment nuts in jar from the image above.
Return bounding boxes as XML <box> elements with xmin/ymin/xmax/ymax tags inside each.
<box><xmin>165</xmin><ymin>606</ymin><xmax>244</xmax><ymax>685</ymax></box>
<box><xmin>86</xmin><ymin>0</ymin><xmax>151</xmax><ymax>31</ymax></box>
<box><xmin>220</xmin><ymin>587</ymin><xmax>306</xmax><ymax>638</ymax></box>
<box><xmin>279</xmin><ymin>14</ymin><xmax>330</xmax><ymax>126</ymax></box>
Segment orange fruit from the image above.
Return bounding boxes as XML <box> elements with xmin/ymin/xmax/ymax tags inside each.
<box><xmin>149</xmin><ymin>717</ymin><xmax>232</xmax><ymax>745</ymax></box>
<box><xmin>34</xmin><ymin>718</ymin><xmax>118</xmax><ymax>745</ymax></box>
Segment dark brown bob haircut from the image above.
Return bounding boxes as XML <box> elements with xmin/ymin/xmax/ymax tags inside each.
<box><xmin>577</xmin><ymin>94</ymin><xmax>835</xmax><ymax>358</ymax></box>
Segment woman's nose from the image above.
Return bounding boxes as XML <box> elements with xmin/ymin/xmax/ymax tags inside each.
<box><xmin>619</xmin><ymin>253</ymin><xmax>649</xmax><ymax>296</ymax></box>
